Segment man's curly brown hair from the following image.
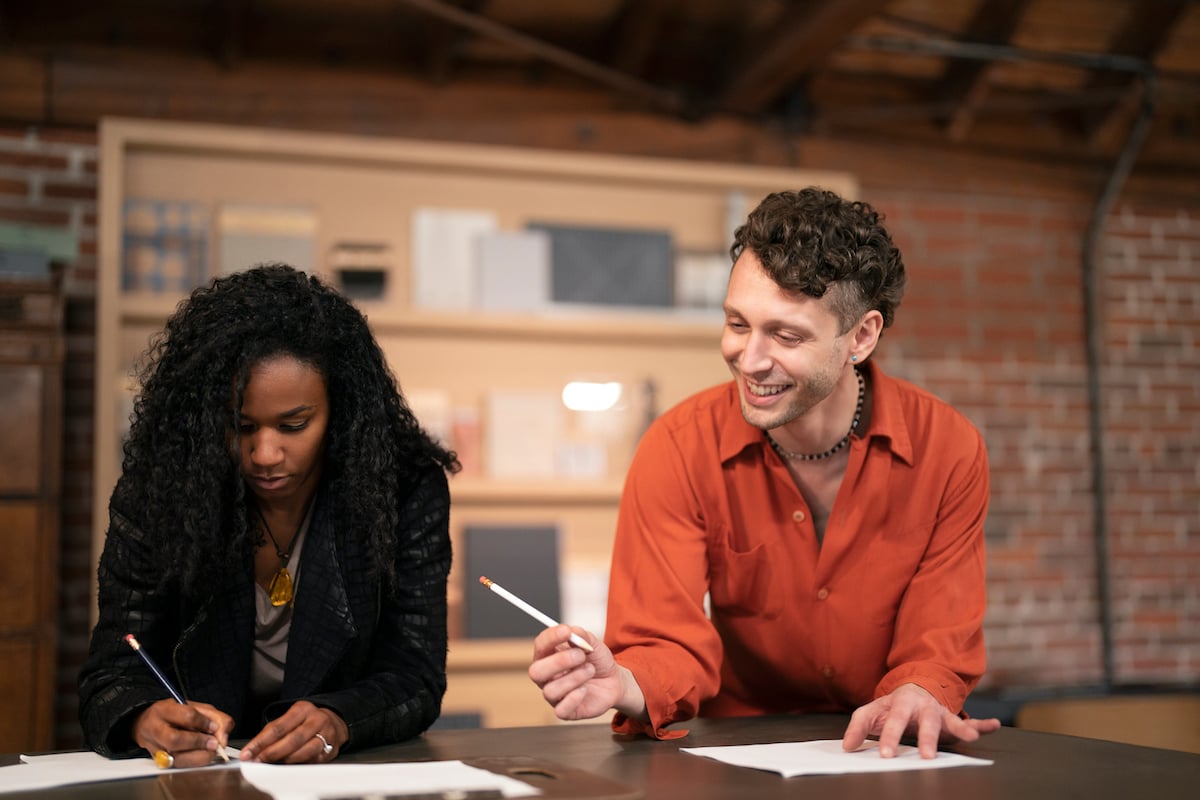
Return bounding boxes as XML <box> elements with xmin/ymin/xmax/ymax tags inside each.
<box><xmin>730</xmin><ymin>187</ymin><xmax>906</xmax><ymax>333</ymax></box>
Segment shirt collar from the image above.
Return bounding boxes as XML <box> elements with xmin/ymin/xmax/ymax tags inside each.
<box><xmin>718</xmin><ymin>359</ymin><xmax>914</xmax><ymax>467</ymax></box>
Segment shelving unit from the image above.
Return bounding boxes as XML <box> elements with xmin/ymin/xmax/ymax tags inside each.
<box><xmin>0</xmin><ymin>270</ymin><xmax>63</xmax><ymax>752</ymax></box>
<box><xmin>95</xmin><ymin>117</ymin><xmax>855</xmax><ymax>727</ymax></box>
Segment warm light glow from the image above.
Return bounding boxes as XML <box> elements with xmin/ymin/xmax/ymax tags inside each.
<box><xmin>562</xmin><ymin>381</ymin><xmax>623</xmax><ymax>412</ymax></box>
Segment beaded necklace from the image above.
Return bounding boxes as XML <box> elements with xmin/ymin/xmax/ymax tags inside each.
<box><xmin>766</xmin><ymin>368</ymin><xmax>865</xmax><ymax>462</ymax></box>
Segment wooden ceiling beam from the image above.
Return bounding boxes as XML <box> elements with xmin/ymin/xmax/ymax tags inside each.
<box><xmin>719</xmin><ymin>0</ymin><xmax>892</xmax><ymax>116</ymax></box>
<box><xmin>935</xmin><ymin>0</ymin><xmax>1032</xmax><ymax>142</ymax></box>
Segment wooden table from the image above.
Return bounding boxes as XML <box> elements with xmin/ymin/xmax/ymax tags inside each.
<box><xmin>5</xmin><ymin>714</ymin><xmax>1198</xmax><ymax>798</ymax></box>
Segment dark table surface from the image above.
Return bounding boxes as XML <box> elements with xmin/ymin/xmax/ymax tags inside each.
<box><xmin>5</xmin><ymin>714</ymin><xmax>1199</xmax><ymax>799</ymax></box>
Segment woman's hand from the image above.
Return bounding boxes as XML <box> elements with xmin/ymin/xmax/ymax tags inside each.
<box><xmin>133</xmin><ymin>699</ymin><xmax>233</xmax><ymax>768</ymax></box>
<box><xmin>240</xmin><ymin>700</ymin><xmax>349</xmax><ymax>763</ymax></box>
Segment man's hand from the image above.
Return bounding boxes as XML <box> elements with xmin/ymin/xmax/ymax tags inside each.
<box><xmin>132</xmin><ymin>699</ymin><xmax>233</xmax><ymax>768</ymax></box>
<box><xmin>842</xmin><ymin>683</ymin><xmax>1001</xmax><ymax>759</ymax></box>
<box><xmin>528</xmin><ymin>625</ymin><xmax>647</xmax><ymax>723</ymax></box>
<box><xmin>240</xmin><ymin>700</ymin><xmax>348</xmax><ymax>763</ymax></box>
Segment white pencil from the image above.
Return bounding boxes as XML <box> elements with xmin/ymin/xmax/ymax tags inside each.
<box><xmin>478</xmin><ymin>576</ymin><xmax>594</xmax><ymax>652</ymax></box>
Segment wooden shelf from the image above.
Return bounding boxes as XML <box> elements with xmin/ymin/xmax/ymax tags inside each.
<box><xmin>364</xmin><ymin>306</ymin><xmax>723</xmax><ymax>346</ymax></box>
<box><xmin>446</xmin><ymin>639</ymin><xmax>535</xmax><ymax>671</ymax></box>
<box><xmin>118</xmin><ymin>291</ymin><xmax>723</xmax><ymax>345</ymax></box>
<box><xmin>450</xmin><ymin>478</ymin><xmax>623</xmax><ymax>506</ymax></box>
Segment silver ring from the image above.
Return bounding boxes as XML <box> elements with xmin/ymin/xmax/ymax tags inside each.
<box><xmin>314</xmin><ymin>732</ymin><xmax>333</xmax><ymax>755</ymax></box>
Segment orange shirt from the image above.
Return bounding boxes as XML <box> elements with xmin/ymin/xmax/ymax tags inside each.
<box><xmin>607</xmin><ymin>361</ymin><xmax>989</xmax><ymax>738</ymax></box>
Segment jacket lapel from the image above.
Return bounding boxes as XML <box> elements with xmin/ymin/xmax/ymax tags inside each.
<box><xmin>282</xmin><ymin>501</ymin><xmax>358</xmax><ymax>697</ymax></box>
<box><xmin>175</xmin><ymin>566</ymin><xmax>255</xmax><ymax>719</ymax></box>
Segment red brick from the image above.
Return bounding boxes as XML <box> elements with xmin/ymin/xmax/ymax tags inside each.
<box><xmin>0</xmin><ymin>151</ymin><xmax>69</xmax><ymax>170</ymax></box>
<box><xmin>978</xmin><ymin>210</ymin><xmax>1035</xmax><ymax>228</ymax></box>
<box><xmin>911</xmin><ymin>204</ymin><xmax>969</xmax><ymax>225</ymax></box>
<box><xmin>0</xmin><ymin>206</ymin><xmax>70</xmax><ymax>225</ymax></box>
<box><xmin>42</xmin><ymin>181</ymin><xmax>97</xmax><ymax>200</ymax></box>
<box><xmin>30</xmin><ymin>127</ymin><xmax>98</xmax><ymax>145</ymax></box>
<box><xmin>0</xmin><ymin>176</ymin><xmax>28</xmax><ymax>197</ymax></box>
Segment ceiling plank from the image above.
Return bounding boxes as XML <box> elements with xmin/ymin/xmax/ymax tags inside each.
<box><xmin>719</xmin><ymin>0</ymin><xmax>892</xmax><ymax>116</ymax></box>
<box><xmin>395</xmin><ymin>0</ymin><xmax>685</xmax><ymax>114</ymax></box>
<box><xmin>214</xmin><ymin>0</ymin><xmax>248</xmax><ymax>69</ymax></box>
<box><xmin>936</xmin><ymin>0</ymin><xmax>1033</xmax><ymax>142</ymax></box>
<box><xmin>1074</xmin><ymin>0</ymin><xmax>1189</xmax><ymax>143</ymax></box>
<box><xmin>606</xmin><ymin>0</ymin><xmax>676</xmax><ymax>77</ymax></box>
<box><xmin>423</xmin><ymin>0</ymin><xmax>489</xmax><ymax>84</ymax></box>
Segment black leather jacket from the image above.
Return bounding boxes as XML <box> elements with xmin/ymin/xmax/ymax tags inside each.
<box><xmin>78</xmin><ymin>468</ymin><xmax>451</xmax><ymax>757</ymax></box>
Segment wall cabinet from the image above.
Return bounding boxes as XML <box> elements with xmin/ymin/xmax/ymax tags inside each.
<box><xmin>96</xmin><ymin>117</ymin><xmax>854</xmax><ymax>727</ymax></box>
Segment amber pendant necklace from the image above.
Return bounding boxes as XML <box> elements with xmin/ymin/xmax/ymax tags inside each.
<box><xmin>255</xmin><ymin>505</ymin><xmax>302</xmax><ymax>607</ymax></box>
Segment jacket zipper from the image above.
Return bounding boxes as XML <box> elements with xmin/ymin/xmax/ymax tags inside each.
<box><xmin>171</xmin><ymin>601</ymin><xmax>210</xmax><ymax>702</ymax></box>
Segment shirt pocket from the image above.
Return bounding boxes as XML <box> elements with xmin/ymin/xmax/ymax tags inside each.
<box><xmin>708</xmin><ymin>530</ymin><xmax>785</xmax><ymax>620</ymax></box>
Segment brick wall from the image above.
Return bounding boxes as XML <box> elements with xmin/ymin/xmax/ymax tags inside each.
<box><xmin>865</xmin><ymin>187</ymin><xmax>1199</xmax><ymax>691</ymax></box>
<box><xmin>1102</xmin><ymin>206</ymin><xmax>1199</xmax><ymax>683</ymax></box>
<box><xmin>0</xmin><ymin>124</ymin><xmax>1194</xmax><ymax>748</ymax></box>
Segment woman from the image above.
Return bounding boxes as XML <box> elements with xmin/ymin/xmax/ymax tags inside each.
<box><xmin>80</xmin><ymin>264</ymin><xmax>459</xmax><ymax>765</ymax></box>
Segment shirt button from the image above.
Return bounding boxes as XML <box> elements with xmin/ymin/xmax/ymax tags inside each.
<box><xmin>792</xmin><ymin>510</ymin><xmax>806</xmax><ymax>523</ymax></box>
<box><xmin>817</xmin><ymin>587</ymin><xmax>829</xmax><ymax>600</ymax></box>
<box><xmin>822</xmin><ymin>665</ymin><xmax>835</xmax><ymax>678</ymax></box>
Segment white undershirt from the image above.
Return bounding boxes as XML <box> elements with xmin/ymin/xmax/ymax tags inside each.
<box><xmin>250</xmin><ymin>504</ymin><xmax>313</xmax><ymax>699</ymax></box>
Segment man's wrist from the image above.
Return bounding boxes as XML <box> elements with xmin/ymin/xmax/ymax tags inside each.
<box><xmin>613</xmin><ymin>665</ymin><xmax>649</xmax><ymax>724</ymax></box>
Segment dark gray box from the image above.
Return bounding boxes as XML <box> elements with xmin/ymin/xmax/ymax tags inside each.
<box><xmin>464</xmin><ymin>525</ymin><xmax>561</xmax><ymax>639</ymax></box>
<box><xmin>529</xmin><ymin>222</ymin><xmax>673</xmax><ymax>308</ymax></box>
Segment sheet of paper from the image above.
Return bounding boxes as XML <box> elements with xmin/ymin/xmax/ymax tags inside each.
<box><xmin>476</xmin><ymin>229</ymin><xmax>551</xmax><ymax>311</ymax></box>
<box><xmin>680</xmin><ymin>739</ymin><xmax>992</xmax><ymax>777</ymax></box>
<box><xmin>2</xmin><ymin>748</ymin><xmax>239</xmax><ymax>793</ymax></box>
<box><xmin>484</xmin><ymin>389</ymin><xmax>563</xmax><ymax>479</ymax></box>
<box><xmin>240</xmin><ymin>759</ymin><xmax>539</xmax><ymax>799</ymax></box>
<box><xmin>411</xmin><ymin>207</ymin><xmax>497</xmax><ymax>310</ymax></box>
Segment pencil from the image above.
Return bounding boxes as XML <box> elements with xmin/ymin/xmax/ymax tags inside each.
<box><xmin>124</xmin><ymin>634</ymin><xmax>230</xmax><ymax>762</ymax></box>
<box><xmin>478</xmin><ymin>576</ymin><xmax>594</xmax><ymax>653</ymax></box>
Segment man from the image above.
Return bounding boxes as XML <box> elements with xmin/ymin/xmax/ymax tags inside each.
<box><xmin>528</xmin><ymin>188</ymin><xmax>1000</xmax><ymax>758</ymax></box>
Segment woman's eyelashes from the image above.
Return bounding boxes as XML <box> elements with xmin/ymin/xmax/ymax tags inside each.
<box><xmin>237</xmin><ymin>419</ymin><xmax>310</xmax><ymax>434</ymax></box>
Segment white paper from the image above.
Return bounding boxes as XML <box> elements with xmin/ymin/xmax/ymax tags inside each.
<box><xmin>560</xmin><ymin>560</ymin><xmax>609</xmax><ymax>638</ymax></box>
<box><xmin>2</xmin><ymin>748</ymin><xmax>239</xmax><ymax>793</ymax></box>
<box><xmin>406</xmin><ymin>388</ymin><xmax>453</xmax><ymax>446</ymax></box>
<box><xmin>411</xmin><ymin>207</ymin><xmax>497</xmax><ymax>309</ymax></box>
<box><xmin>476</xmin><ymin>229</ymin><xmax>551</xmax><ymax>311</ymax></box>
<box><xmin>485</xmin><ymin>390</ymin><xmax>563</xmax><ymax>479</ymax></box>
<box><xmin>240</xmin><ymin>759</ymin><xmax>539</xmax><ymax>800</ymax></box>
<box><xmin>674</xmin><ymin>251</ymin><xmax>729</xmax><ymax>310</ymax></box>
<box><xmin>680</xmin><ymin>739</ymin><xmax>993</xmax><ymax>777</ymax></box>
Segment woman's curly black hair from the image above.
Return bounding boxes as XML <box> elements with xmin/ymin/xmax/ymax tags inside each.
<box><xmin>113</xmin><ymin>263</ymin><xmax>459</xmax><ymax>597</ymax></box>
<box><xmin>730</xmin><ymin>187</ymin><xmax>906</xmax><ymax>333</ymax></box>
